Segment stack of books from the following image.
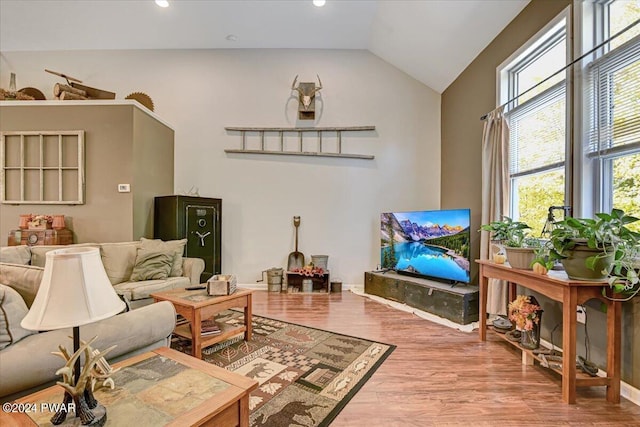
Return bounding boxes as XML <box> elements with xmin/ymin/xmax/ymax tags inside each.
<box><xmin>200</xmin><ymin>318</ymin><xmax>221</xmax><ymax>336</ymax></box>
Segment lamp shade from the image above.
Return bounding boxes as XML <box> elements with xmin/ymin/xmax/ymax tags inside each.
<box><xmin>21</xmin><ymin>247</ymin><xmax>125</xmax><ymax>331</ymax></box>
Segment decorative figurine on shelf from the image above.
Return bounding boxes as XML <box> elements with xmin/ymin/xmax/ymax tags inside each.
<box><xmin>27</xmin><ymin>214</ymin><xmax>53</xmax><ymax>230</ymax></box>
<box><xmin>18</xmin><ymin>214</ymin><xmax>65</xmax><ymax>230</ymax></box>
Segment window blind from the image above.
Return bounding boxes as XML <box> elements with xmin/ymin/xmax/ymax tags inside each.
<box><xmin>586</xmin><ymin>35</ymin><xmax>640</xmax><ymax>158</ymax></box>
<box><xmin>507</xmin><ymin>81</ymin><xmax>566</xmax><ymax>177</ymax></box>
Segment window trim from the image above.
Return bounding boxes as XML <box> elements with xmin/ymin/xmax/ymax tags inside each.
<box><xmin>496</xmin><ymin>7</ymin><xmax>571</xmax><ymax>222</ymax></box>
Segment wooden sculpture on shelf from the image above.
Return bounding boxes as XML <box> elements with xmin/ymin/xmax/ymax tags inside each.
<box><xmin>45</xmin><ymin>69</ymin><xmax>116</xmax><ymax>100</ymax></box>
<box><xmin>50</xmin><ymin>336</ymin><xmax>117</xmax><ymax>426</ymax></box>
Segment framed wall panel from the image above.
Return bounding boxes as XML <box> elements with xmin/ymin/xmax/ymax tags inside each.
<box><xmin>1</xmin><ymin>131</ymin><xmax>85</xmax><ymax>204</ymax></box>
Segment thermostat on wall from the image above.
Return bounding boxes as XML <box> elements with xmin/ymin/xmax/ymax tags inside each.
<box><xmin>118</xmin><ymin>184</ymin><xmax>131</xmax><ymax>193</ymax></box>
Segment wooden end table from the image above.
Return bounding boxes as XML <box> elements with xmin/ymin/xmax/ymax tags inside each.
<box><xmin>151</xmin><ymin>288</ymin><xmax>253</xmax><ymax>359</ymax></box>
<box><xmin>0</xmin><ymin>347</ymin><xmax>258</xmax><ymax>427</ymax></box>
<box><xmin>477</xmin><ymin>259</ymin><xmax>621</xmax><ymax>404</ymax></box>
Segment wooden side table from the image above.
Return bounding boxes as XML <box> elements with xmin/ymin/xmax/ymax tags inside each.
<box><xmin>151</xmin><ymin>288</ymin><xmax>253</xmax><ymax>359</ymax></box>
<box><xmin>8</xmin><ymin>228</ymin><xmax>73</xmax><ymax>246</ymax></box>
<box><xmin>477</xmin><ymin>259</ymin><xmax>621</xmax><ymax>404</ymax></box>
<box><xmin>0</xmin><ymin>347</ymin><xmax>258</xmax><ymax>427</ymax></box>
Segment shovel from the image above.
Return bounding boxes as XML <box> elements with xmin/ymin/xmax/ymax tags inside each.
<box><xmin>287</xmin><ymin>216</ymin><xmax>305</xmax><ymax>270</ymax></box>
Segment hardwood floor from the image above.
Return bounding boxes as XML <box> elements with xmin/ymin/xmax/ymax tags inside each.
<box><xmin>250</xmin><ymin>290</ymin><xmax>640</xmax><ymax>426</ymax></box>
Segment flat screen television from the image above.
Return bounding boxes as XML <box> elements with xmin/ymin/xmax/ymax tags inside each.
<box><xmin>380</xmin><ymin>209</ymin><xmax>471</xmax><ymax>283</ymax></box>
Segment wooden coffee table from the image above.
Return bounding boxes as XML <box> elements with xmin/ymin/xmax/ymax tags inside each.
<box><xmin>1</xmin><ymin>347</ymin><xmax>258</xmax><ymax>427</ymax></box>
<box><xmin>151</xmin><ymin>288</ymin><xmax>253</xmax><ymax>359</ymax></box>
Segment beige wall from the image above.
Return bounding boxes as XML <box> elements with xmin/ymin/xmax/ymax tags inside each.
<box><xmin>441</xmin><ymin>0</ymin><xmax>571</xmax><ymax>285</ymax></box>
<box><xmin>0</xmin><ymin>49</ymin><xmax>441</xmax><ymax>285</ymax></box>
<box><xmin>441</xmin><ymin>0</ymin><xmax>639</xmax><ymax>389</ymax></box>
<box><xmin>0</xmin><ymin>102</ymin><xmax>174</xmax><ymax>243</ymax></box>
<box><xmin>132</xmin><ymin>107</ymin><xmax>175</xmax><ymax>239</ymax></box>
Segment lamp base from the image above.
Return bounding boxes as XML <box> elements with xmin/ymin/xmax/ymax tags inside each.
<box><xmin>53</xmin><ymin>404</ymin><xmax>107</xmax><ymax>427</ymax></box>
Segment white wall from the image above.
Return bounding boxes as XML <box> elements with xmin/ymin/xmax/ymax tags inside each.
<box><xmin>0</xmin><ymin>49</ymin><xmax>441</xmax><ymax>285</ymax></box>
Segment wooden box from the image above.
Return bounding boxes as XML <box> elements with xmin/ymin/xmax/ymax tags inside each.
<box><xmin>207</xmin><ymin>274</ymin><xmax>237</xmax><ymax>296</ymax></box>
<box><xmin>286</xmin><ymin>271</ymin><xmax>330</xmax><ymax>293</ymax></box>
<box><xmin>364</xmin><ymin>271</ymin><xmax>479</xmax><ymax>324</ymax></box>
<box><xmin>8</xmin><ymin>228</ymin><xmax>73</xmax><ymax>246</ymax></box>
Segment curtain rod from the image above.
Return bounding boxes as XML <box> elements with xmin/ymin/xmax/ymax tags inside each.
<box><xmin>480</xmin><ymin>18</ymin><xmax>639</xmax><ymax>121</ymax></box>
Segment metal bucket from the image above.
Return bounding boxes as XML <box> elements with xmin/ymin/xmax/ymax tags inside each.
<box><xmin>261</xmin><ymin>268</ymin><xmax>283</xmax><ymax>292</ymax></box>
<box><xmin>330</xmin><ymin>281</ymin><xmax>342</xmax><ymax>293</ymax></box>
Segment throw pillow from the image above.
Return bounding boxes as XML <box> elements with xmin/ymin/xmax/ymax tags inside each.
<box><xmin>129</xmin><ymin>249</ymin><xmax>174</xmax><ymax>281</ymax></box>
<box><xmin>0</xmin><ymin>246</ymin><xmax>31</xmax><ymax>265</ymax></box>
<box><xmin>0</xmin><ymin>284</ymin><xmax>37</xmax><ymax>350</ymax></box>
<box><xmin>139</xmin><ymin>238</ymin><xmax>187</xmax><ymax>277</ymax></box>
<box><xmin>0</xmin><ymin>264</ymin><xmax>44</xmax><ymax>307</ymax></box>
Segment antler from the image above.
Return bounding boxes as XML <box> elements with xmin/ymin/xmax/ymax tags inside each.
<box><xmin>315</xmin><ymin>74</ymin><xmax>323</xmax><ymax>93</ymax></box>
<box><xmin>291</xmin><ymin>75</ymin><xmax>303</xmax><ymax>94</ymax></box>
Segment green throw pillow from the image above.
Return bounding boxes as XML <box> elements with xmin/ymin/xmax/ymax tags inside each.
<box><xmin>139</xmin><ymin>238</ymin><xmax>187</xmax><ymax>277</ymax></box>
<box><xmin>129</xmin><ymin>249</ymin><xmax>174</xmax><ymax>281</ymax></box>
<box><xmin>0</xmin><ymin>284</ymin><xmax>37</xmax><ymax>350</ymax></box>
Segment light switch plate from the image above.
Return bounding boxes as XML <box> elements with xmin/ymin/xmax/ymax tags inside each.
<box><xmin>118</xmin><ymin>184</ymin><xmax>131</xmax><ymax>193</ymax></box>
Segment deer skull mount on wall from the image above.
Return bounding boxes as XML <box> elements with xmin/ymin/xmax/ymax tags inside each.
<box><xmin>291</xmin><ymin>74</ymin><xmax>322</xmax><ymax>120</ymax></box>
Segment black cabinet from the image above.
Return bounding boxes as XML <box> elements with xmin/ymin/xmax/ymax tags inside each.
<box><xmin>154</xmin><ymin>195</ymin><xmax>221</xmax><ymax>282</ymax></box>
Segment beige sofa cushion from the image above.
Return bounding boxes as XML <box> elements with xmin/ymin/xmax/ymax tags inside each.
<box><xmin>139</xmin><ymin>238</ymin><xmax>187</xmax><ymax>277</ymax></box>
<box><xmin>114</xmin><ymin>276</ymin><xmax>190</xmax><ymax>301</ymax></box>
<box><xmin>99</xmin><ymin>242</ymin><xmax>139</xmax><ymax>285</ymax></box>
<box><xmin>0</xmin><ymin>263</ymin><xmax>44</xmax><ymax>307</ymax></box>
<box><xmin>0</xmin><ymin>284</ymin><xmax>36</xmax><ymax>350</ymax></box>
<box><xmin>30</xmin><ymin>243</ymin><xmax>98</xmax><ymax>267</ymax></box>
<box><xmin>0</xmin><ymin>246</ymin><xmax>32</xmax><ymax>265</ymax></box>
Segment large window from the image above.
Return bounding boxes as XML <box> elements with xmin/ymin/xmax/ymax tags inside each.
<box><xmin>586</xmin><ymin>0</ymin><xmax>640</xmax><ymax>231</ymax></box>
<box><xmin>499</xmin><ymin>16</ymin><xmax>569</xmax><ymax>235</ymax></box>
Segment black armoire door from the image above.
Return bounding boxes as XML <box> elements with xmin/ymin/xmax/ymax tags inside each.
<box><xmin>154</xmin><ymin>195</ymin><xmax>221</xmax><ymax>282</ymax></box>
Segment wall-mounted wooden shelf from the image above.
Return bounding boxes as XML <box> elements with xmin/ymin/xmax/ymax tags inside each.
<box><xmin>224</xmin><ymin>126</ymin><xmax>375</xmax><ymax>159</ymax></box>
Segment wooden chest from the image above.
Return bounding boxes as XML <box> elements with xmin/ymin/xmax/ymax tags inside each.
<box><xmin>364</xmin><ymin>271</ymin><xmax>479</xmax><ymax>325</ymax></box>
<box><xmin>8</xmin><ymin>228</ymin><xmax>74</xmax><ymax>246</ymax></box>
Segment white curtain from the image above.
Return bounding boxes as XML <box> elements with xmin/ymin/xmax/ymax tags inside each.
<box><xmin>480</xmin><ymin>107</ymin><xmax>510</xmax><ymax>316</ymax></box>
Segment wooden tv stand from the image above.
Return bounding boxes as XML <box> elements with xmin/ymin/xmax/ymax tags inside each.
<box><xmin>477</xmin><ymin>259</ymin><xmax>621</xmax><ymax>404</ymax></box>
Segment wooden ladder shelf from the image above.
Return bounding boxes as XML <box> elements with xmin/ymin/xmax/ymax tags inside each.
<box><xmin>224</xmin><ymin>126</ymin><xmax>375</xmax><ymax>159</ymax></box>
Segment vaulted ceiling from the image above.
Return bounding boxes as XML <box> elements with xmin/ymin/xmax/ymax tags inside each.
<box><xmin>0</xmin><ymin>0</ymin><xmax>530</xmax><ymax>93</ymax></box>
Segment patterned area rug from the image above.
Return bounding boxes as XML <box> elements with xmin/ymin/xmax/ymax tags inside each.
<box><xmin>171</xmin><ymin>311</ymin><xmax>395</xmax><ymax>427</ymax></box>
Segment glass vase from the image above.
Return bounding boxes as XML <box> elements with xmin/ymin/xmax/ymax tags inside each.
<box><xmin>520</xmin><ymin>328</ymin><xmax>539</xmax><ymax>350</ymax></box>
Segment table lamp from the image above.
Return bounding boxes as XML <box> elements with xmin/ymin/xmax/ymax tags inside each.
<box><xmin>21</xmin><ymin>247</ymin><xmax>126</xmax><ymax>426</ymax></box>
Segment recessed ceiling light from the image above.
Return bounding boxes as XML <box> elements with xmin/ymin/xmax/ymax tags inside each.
<box><xmin>226</xmin><ymin>34</ymin><xmax>238</xmax><ymax>42</ymax></box>
<box><xmin>155</xmin><ymin>0</ymin><xmax>169</xmax><ymax>8</ymax></box>
<box><xmin>313</xmin><ymin>0</ymin><xmax>326</xmax><ymax>7</ymax></box>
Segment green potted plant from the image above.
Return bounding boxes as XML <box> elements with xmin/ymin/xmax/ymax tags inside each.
<box><xmin>533</xmin><ymin>209</ymin><xmax>640</xmax><ymax>288</ymax></box>
<box><xmin>480</xmin><ymin>217</ymin><xmax>541</xmax><ymax>269</ymax></box>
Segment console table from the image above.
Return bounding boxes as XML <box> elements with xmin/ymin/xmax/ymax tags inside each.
<box><xmin>477</xmin><ymin>259</ymin><xmax>621</xmax><ymax>404</ymax></box>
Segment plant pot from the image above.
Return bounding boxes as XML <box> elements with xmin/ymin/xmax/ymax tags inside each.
<box><xmin>504</xmin><ymin>247</ymin><xmax>536</xmax><ymax>270</ymax></box>
<box><xmin>561</xmin><ymin>244</ymin><xmax>615</xmax><ymax>281</ymax></box>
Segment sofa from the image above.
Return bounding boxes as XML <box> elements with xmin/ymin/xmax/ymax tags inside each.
<box><xmin>0</xmin><ymin>238</ymin><xmax>205</xmax><ymax>309</ymax></box>
<box><xmin>0</xmin><ymin>262</ymin><xmax>177</xmax><ymax>402</ymax></box>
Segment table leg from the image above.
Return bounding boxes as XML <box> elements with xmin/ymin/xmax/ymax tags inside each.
<box><xmin>192</xmin><ymin>308</ymin><xmax>202</xmax><ymax>359</ymax></box>
<box><xmin>479</xmin><ymin>265</ymin><xmax>488</xmax><ymax>341</ymax></box>
<box><xmin>562</xmin><ymin>287</ymin><xmax>578</xmax><ymax>404</ymax></box>
<box><xmin>244</xmin><ymin>293</ymin><xmax>252</xmax><ymax>341</ymax></box>
<box><xmin>239</xmin><ymin>394</ymin><xmax>250</xmax><ymax>427</ymax></box>
<box><xmin>606</xmin><ymin>299</ymin><xmax>621</xmax><ymax>403</ymax></box>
